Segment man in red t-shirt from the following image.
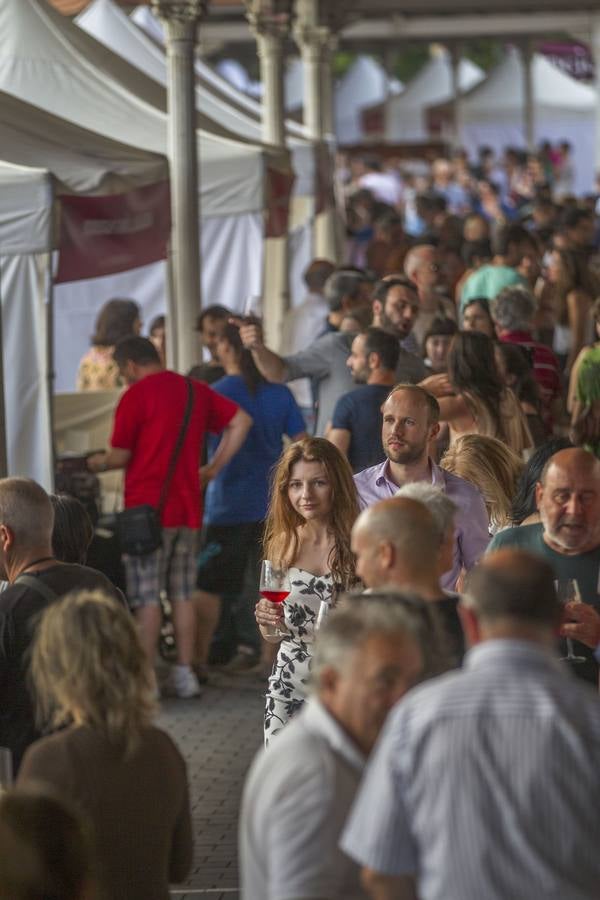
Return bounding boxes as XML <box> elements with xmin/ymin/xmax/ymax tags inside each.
<box><xmin>88</xmin><ymin>337</ymin><xmax>251</xmax><ymax>698</ymax></box>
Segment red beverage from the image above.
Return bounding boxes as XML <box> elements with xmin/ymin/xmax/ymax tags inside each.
<box><xmin>260</xmin><ymin>590</ymin><xmax>289</xmax><ymax>604</ymax></box>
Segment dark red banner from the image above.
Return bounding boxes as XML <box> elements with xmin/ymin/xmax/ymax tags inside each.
<box><xmin>56</xmin><ymin>180</ymin><xmax>171</xmax><ymax>283</ymax></box>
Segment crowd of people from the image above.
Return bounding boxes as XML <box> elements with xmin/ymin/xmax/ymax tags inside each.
<box><xmin>2</xmin><ymin>142</ymin><xmax>600</xmax><ymax>898</ymax></box>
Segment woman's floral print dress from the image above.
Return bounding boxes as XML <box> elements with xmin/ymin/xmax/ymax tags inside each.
<box><xmin>264</xmin><ymin>567</ymin><xmax>335</xmax><ymax>743</ymax></box>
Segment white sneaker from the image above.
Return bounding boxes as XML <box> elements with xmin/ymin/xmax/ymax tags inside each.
<box><xmin>171</xmin><ymin>665</ymin><xmax>202</xmax><ymax>699</ymax></box>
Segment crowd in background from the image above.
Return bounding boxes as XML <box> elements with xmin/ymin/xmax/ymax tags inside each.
<box><xmin>3</xmin><ymin>140</ymin><xmax>600</xmax><ymax>899</ymax></box>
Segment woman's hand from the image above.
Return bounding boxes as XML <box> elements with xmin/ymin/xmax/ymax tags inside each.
<box><xmin>419</xmin><ymin>373</ymin><xmax>454</xmax><ymax>397</ymax></box>
<box><xmin>255</xmin><ymin>598</ymin><xmax>285</xmax><ymax>629</ymax></box>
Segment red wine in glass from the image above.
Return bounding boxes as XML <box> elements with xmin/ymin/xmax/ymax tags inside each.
<box><xmin>260</xmin><ymin>561</ymin><xmax>290</xmax><ymax>637</ymax></box>
<box><xmin>260</xmin><ymin>589</ymin><xmax>290</xmax><ymax>604</ymax></box>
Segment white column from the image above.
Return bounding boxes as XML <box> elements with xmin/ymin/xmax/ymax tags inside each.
<box><xmin>591</xmin><ymin>15</ymin><xmax>600</xmax><ymax>172</ymax></box>
<box><xmin>449</xmin><ymin>43</ymin><xmax>464</xmax><ymax>152</ymax></box>
<box><xmin>294</xmin><ymin>0</ymin><xmax>340</xmax><ymax>263</ymax></box>
<box><xmin>521</xmin><ymin>39</ymin><xmax>535</xmax><ymax>153</ymax></box>
<box><xmin>151</xmin><ymin>0</ymin><xmax>205</xmax><ymax>373</ymax></box>
<box><xmin>246</xmin><ymin>1</ymin><xmax>292</xmax><ymax>350</ymax></box>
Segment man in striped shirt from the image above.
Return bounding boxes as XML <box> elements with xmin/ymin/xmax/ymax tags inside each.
<box><xmin>341</xmin><ymin>549</ymin><xmax>600</xmax><ymax>900</ymax></box>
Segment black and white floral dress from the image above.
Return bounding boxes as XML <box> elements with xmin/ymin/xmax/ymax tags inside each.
<box><xmin>264</xmin><ymin>567</ymin><xmax>335</xmax><ymax>744</ymax></box>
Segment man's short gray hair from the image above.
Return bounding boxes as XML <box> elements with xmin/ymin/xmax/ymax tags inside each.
<box><xmin>490</xmin><ymin>286</ymin><xmax>536</xmax><ymax>332</ymax></box>
<box><xmin>395</xmin><ymin>483</ymin><xmax>457</xmax><ymax>542</ymax></box>
<box><xmin>312</xmin><ymin>592</ymin><xmax>448</xmax><ymax>685</ymax></box>
<box><xmin>324</xmin><ymin>270</ymin><xmax>366</xmax><ymax>313</ymax></box>
<box><xmin>0</xmin><ymin>478</ymin><xmax>54</xmax><ymax>547</ymax></box>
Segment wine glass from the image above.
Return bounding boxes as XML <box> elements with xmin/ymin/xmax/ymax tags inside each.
<box><xmin>555</xmin><ymin>579</ymin><xmax>587</xmax><ymax>664</ymax></box>
<box><xmin>260</xmin><ymin>561</ymin><xmax>290</xmax><ymax>639</ymax></box>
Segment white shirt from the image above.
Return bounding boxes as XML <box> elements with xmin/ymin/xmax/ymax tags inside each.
<box><xmin>240</xmin><ymin>699</ymin><xmax>367</xmax><ymax>900</ymax></box>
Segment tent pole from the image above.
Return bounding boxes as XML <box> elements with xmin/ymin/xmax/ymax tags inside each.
<box><xmin>152</xmin><ymin>0</ymin><xmax>206</xmax><ymax>375</ymax></box>
<box><xmin>0</xmin><ymin>256</ymin><xmax>8</xmax><ymax>479</ymax></box>
<box><xmin>449</xmin><ymin>42</ymin><xmax>464</xmax><ymax>152</ymax></box>
<box><xmin>247</xmin><ymin>0</ymin><xmax>293</xmax><ymax>351</ymax></box>
<box><xmin>521</xmin><ymin>39</ymin><xmax>535</xmax><ymax>153</ymax></box>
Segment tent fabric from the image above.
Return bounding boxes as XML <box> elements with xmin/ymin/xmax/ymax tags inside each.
<box><xmin>0</xmin><ymin>0</ymin><xmax>281</xmax><ymax>219</ymax></box>
<box><xmin>0</xmin><ymin>162</ymin><xmax>53</xmax><ymax>254</ymax></box>
<box><xmin>385</xmin><ymin>53</ymin><xmax>484</xmax><ymax>142</ymax></box>
<box><xmin>0</xmin><ymin>252</ymin><xmax>53</xmax><ymax>488</ymax></box>
<box><xmin>335</xmin><ymin>55</ymin><xmax>403</xmax><ymax>145</ymax></box>
<box><xmin>77</xmin><ymin>0</ymin><xmax>315</xmax><ymax>199</ymax></box>
<box><xmin>431</xmin><ymin>49</ymin><xmax>596</xmax><ymax>194</ymax></box>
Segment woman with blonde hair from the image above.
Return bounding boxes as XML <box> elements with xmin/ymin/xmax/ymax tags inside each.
<box><xmin>18</xmin><ymin>591</ymin><xmax>192</xmax><ymax>900</ymax></box>
<box><xmin>441</xmin><ymin>433</ymin><xmax>524</xmax><ymax>532</ymax></box>
<box><xmin>255</xmin><ymin>437</ymin><xmax>359</xmax><ymax>741</ymax></box>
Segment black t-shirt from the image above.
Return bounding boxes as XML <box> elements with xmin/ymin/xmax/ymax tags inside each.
<box><xmin>431</xmin><ymin>594</ymin><xmax>466</xmax><ymax>668</ymax></box>
<box><xmin>0</xmin><ymin>563</ymin><xmax>124</xmax><ymax>772</ymax></box>
<box><xmin>331</xmin><ymin>383</ymin><xmax>391</xmax><ymax>473</ymax></box>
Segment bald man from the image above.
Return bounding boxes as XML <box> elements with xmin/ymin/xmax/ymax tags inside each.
<box><xmin>488</xmin><ymin>447</ymin><xmax>600</xmax><ymax>682</ymax></box>
<box><xmin>403</xmin><ymin>244</ymin><xmax>456</xmax><ymax>351</ymax></box>
<box><xmin>352</xmin><ymin>495</ymin><xmax>464</xmax><ymax>665</ymax></box>
<box><xmin>342</xmin><ymin>550</ymin><xmax>600</xmax><ymax>900</ymax></box>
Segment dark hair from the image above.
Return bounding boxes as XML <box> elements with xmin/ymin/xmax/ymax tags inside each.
<box><xmin>113</xmin><ymin>337</ymin><xmax>160</xmax><ymax>368</ymax></box>
<box><xmin>303</xmin><ymin>259</ymin><xmax>335</xmax><ymax>292</ymax></box>
<box><xmin>447</xmin><ymin>331</ymin><xmax>504</xmax><ymax>434</ymax></box>
<box><xmin>465</xmin><ymin>551</ymin><xmax>559</xmax><ymax>625</ymax></box>
<box><xmin>362</xmin><ymin>327</ymin><xmax>400</xmax><ymax>371</ymax></box>
<box><xmin>495</xmin><ymin>342</ymin><xmax>541</xmax><ymax>412</ymax></box>
<box><xmin>373</xmin><ymin>276</ymin><xmax>418</xmax><ymax>305</ymax></box>
<box><xmin>220</xmin><ymin>320</ymin><xmax>266</xmax><ymax>395</ymax></box>
<box><xmin>510</xmin><ymin>437</ymin><xmax>573</xmax><ymax>524</ymax></box>
<box><xmin>50</xmin><ymin>494</ymin><xmax>94</xmax><ymax>565</ymax></box>
<box><xmin>493</xmin><ymin>224</ymin><xmax>534</xmax><ymax>257</ymax></box>
<box><xmin>149</xmin><ymin>314</ymin><xmax>165</xmax><ymax>335</ymax></box>
<box><xmin>196</xmin><ymin>305</ymin><xmax>231</xmax><ymax>330</ymax></box>
<box><xmin>91</xmin><ymin>299</ymin><xmax>140</xmax><ymax>347</ymax></box>
<box><xmin>0</xmin><ymin>788</ymin><xmax>91</xmax><ymax>900</ymax></box>
<box><xmin>462</xmin><ymin>239</ymin><xmax>492</xmax><ymax>267</ymax></box>
<box><xmin>325</xmin><ymin>270</ymin><xmax>368</xmax><ymax>313</ymax></box>
<box><xmin>561</xmin><ymin>206</ymin><xmax>593</xmax><ymax>230</ymax></box>
<box><xmin>423</xmin><ymin>317</ymin><xmax>458</xmax><ymax>345</ymax></box>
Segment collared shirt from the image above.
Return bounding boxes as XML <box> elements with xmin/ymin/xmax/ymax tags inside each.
<box><xmin>353</xmin><ymin>460</ymin><xmax>490</xmax><ymax>590</ymax></box>
<box><xmin>240</xmin><ymin>699</ymin><xmax>367</xmax><ymax>900</ymax></box>
<box><xmin>341</xmin><ymin>640</ymin><xmax>600</xmax><ymax>900</ymax></box>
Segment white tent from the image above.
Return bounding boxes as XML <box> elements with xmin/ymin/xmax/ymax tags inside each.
<box><xmin>0</xmin><ymin>89</ymin><xmax>170</xmax><ymax>485</ymax></box>
<box><xmin>335</xmin><ymin>55</ymin><xmax>403</xmax><ymax>145</ymax></box>
<box><xmin>385</xmin><ymin>51</ymin><xmax>484</xmax><ymax>142</ymax></box>
<box><xmin>0</xmin><ymin>161</ymin><xmax>53</xmax><ymax>488</ymax></box>
<box><xmin>0</xmin><ymin>0</ymin><xmax>293</xmax><ymax>388</ymax></box>
<box><xmin>125</xmin><ymin>1</ymin><xmax>319</xmax><ymax>303</ymax></box>
<box><xmin>438</xmin><ymin>49</ymin><xmax>596</xmax><ymax>195</ymax></box>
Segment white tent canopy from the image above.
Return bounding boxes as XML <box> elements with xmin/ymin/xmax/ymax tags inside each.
<box><xmin>0</xmin><ymin>91</ymin><xmax>172</xmax><ymax>484</ymax></box>
<box><xmin>385</xmin><ymin>51</ymin><xmax>484</xmax><ymax>142</ymax></box>
<box><xmin>0</xmin><ymin>0</ymin><xmax>291</xmax><ymax>388</ymax></box>
<box><xmin>335</xmin><ymin>55</ymin><xmax>403</xmax><ymax>145</ymax></box>
<box><xmin>442</xmin><ymin>49</ymin><xmax>596</xmax><ymax>194</ymax></box>
<box><xmin>0</xmin><ymin>161</ymin><xmax>53</xmax><ymax>488</ymax></box>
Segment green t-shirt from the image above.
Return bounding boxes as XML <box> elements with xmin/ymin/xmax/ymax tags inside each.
<box><xmin>460</xmin><ymin>265</ymin><xmax>527</xmax><ymax>313</ymax></box>
<box><xmin>488</xmin><ymin>523</ymin><xmax>600</xmax><ymax>682</ymax></box>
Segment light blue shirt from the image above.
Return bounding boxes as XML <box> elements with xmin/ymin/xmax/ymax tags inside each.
<box><xmin>342</xmin><ymin>640</ymin><xmax>600</xmax><ymax>900</ymax></box>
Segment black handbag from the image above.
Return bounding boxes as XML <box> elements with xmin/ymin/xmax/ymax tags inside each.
<box><xmin>116</xmin><ymin>378</ymin><xmax>194</xmax><ymax>556</ymax></box>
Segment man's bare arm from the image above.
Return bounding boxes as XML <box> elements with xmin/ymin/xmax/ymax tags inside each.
<box><xmin>87</xmin><ymin>447</ymin><xmax>131</xmax><ymax>473</ymax></box>
<box><xmin>362</xmin><ymin>869</ymin><xmax>418</xmax><ymax>900</ymax></box>
<box><xmin>239</xmin><ymin>321</ymin><xmax>287</xmax><ymax>383</ymax></box>
<box><xmin>327</xmin><ymin>427</ymin><xmax>351</xmax><ymax>457</ymax></box>
<box><xmin>201</xmin><ymin>409</ymin><xmax>253</xmax><ymax>484</ymax></box>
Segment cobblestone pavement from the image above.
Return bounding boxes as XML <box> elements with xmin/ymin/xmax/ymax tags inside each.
<box><xmin>161</xmin><ymin>669</ymin><xmax>265</xmax><ymax>900</ymax></box>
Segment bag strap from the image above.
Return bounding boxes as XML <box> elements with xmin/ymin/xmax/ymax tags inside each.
<box><xmin>14</xmin><ymin>573</ymin><xmax>58</xmax><ymax>604</ymax></box>
<box><xmin>157</xmin><ymin>377</ymin><xmax>194</xmax><ymax>516</ymax></box>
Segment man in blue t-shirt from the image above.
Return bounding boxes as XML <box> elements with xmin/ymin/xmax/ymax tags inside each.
<box><xmin>328</xmin><ymin>327</ymin><xmax>400</xmax><ymax>473</ymax></box>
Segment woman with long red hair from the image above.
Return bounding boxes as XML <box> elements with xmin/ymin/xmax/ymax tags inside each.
<box><xmin>256</xmin><ymin>438</ymin><xmax>358</xmax><ymax>742</ymax></box>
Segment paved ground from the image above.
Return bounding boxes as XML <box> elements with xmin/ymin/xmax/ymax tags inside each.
<box><xmin>160</xmin><ymin>668</ymin><xmax>265</xmax><ymax>900</ymax></box>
